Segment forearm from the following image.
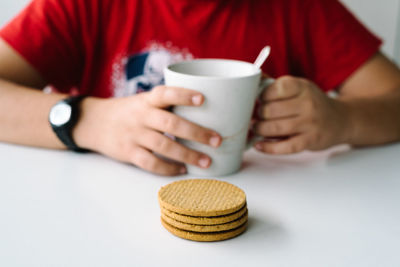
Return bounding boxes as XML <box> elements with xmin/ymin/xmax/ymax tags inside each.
<box><xmin>0</xmin><ymin>79</ymin><xmax>67</xmax><ymax>149</ymax></box>
<box><xmin>339</xmin><ymin>92</ymin><xmax>400</xmax><ymax>146</ymax></box>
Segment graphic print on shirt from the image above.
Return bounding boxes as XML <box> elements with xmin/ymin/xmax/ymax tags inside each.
<box><xmin>113</xmin><ymin>42</ymin><xmax>194</xmax><ymax>97</ymax></box>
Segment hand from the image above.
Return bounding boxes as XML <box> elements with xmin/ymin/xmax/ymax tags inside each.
<box><xmin>254</xmin><ymin>76</ymin><xmax>347</xmax><ymax>154</ymax></box>
<box><xmin>73</xmin><ymin>86</ymin><xmax>222</xmax><ymax>176</ymax></box>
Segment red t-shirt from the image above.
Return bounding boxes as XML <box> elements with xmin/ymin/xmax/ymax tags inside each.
<box><xmin>0</xmin><ymin>0</ymin><xmax>381</xmax><ymax>97</ymax></box>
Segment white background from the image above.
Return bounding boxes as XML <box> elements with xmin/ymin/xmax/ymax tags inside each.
<box><xmin>0</xmin><ymin>0</ymin><xmax>399</xmax><ymax>63</ymax></box>
<box><xmin>341</xmin><ymin>0</ymin><xmax>400</xmax><ymax>62</ymax></box>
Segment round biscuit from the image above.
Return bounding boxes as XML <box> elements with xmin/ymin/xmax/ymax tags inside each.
<box><xmin>161</xmin><ymin>209</ymin><xmax>248</xmax><ymax>232</ymax></box>
<box><xmin>160</xmin><ymin>204</ymin><xmax>247</xmax><ymax>225</ymax></box>
<box><xmin>161</xmin><ymin>218</ymin><xmax>247</xmax><ymax>242</ymax></box>
<box><xmin>158</xmin><ymin>179</ymin><xmax>246</xmax><ymax>216</ymax></box>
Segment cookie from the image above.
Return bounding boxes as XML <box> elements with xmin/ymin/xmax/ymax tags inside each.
<box><xmin>161</xmin><ymin>209</ymin><xmax>248</xmax><ymax>232</ymax></box>
<box><xmin>158</xmin><ymin>179</ymin><xmax>246</xmax><ymax>217</ymax></box>
<box><xmin>160</xmin><ymin>204</ymin><xmax>247</xmax><ymax>225</ymax></box>
<box><xmin>161</xmin><ymin>218</ymin><xmax>248</xmax><ymax>242</ymax></box>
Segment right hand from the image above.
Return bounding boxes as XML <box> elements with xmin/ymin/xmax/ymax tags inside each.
<box><xmin>73</xmin><ymin>86</ymin><xmax>222</xmax><ymax>176</ymax></box>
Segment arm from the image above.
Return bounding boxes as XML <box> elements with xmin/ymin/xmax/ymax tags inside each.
<box><xmin>0</xmin><ymin>39</ymin><xmax>67</xmax><ymax>149</ymax></box>
<box><xmin>254</xmin><ymin>52</ymin><xmax>400</xmax><ymax>154</ymax></box>
<box><xmin>0</xmin><ymin>38</ymin><xmax>222</xmax><ymax>175</ymax></box>
<box><xmin>338</xmin><ymin>52</ymin><xmax>400</xmax><ymax>146</ymax></box>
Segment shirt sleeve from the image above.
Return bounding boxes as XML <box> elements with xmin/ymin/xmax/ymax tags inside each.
<box><xmin>0</xmin><ymin>0</ymin><xmax>85</xmax><ymax>92</ymax></box>
<box><xmin>291</xmin><ymin>0</ymin><xmax>382</xmax><ymax>91</ymax></box>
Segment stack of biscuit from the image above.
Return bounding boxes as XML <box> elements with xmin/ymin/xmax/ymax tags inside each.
<box><xmin>158</xmin><ymin>179</ymin><xmax>248</xmax><ymax>242</ymax></box>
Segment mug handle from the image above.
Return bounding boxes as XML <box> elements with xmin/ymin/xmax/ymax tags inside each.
<box><xmin>257</xmin><ymin>77</ymin><xmax>275</xmax><ymax>96</ymax></box>
<box><xmin>245</xmin><ymin>78</ymin><xmax>276</xmax><ymax>150</ymax></box>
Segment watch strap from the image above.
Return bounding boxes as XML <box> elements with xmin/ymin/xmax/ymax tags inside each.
<box><xmin>51</xmin><ymin>95</ymin><xmax>89</xmax><ymax>153</ymax></box>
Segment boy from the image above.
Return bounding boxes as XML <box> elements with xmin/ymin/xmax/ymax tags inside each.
<box><xmin>1</xmin><ymin>0</ymin><xmax>400</xmax><ymax>175</ymax></box>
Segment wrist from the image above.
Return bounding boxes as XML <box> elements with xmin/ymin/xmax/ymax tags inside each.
<box><xmin>72</xmin><ymin>96</ymin><xmax>105</xmax><ymax>151</ymax></box>
<box><xmin>333</xmin><ymin>98</ymin><xmax>355</xmax><ymax>145</ymax></box>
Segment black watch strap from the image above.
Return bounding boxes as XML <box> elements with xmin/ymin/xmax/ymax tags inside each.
<box><xmin>51</xmin><ymin>95</ymin><xmax>90</xmax><ymax>153</ymax></box>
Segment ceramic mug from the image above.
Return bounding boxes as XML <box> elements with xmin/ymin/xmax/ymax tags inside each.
<box><xmin>164</xmin><ymin>59</ymin><xmax>273</xmax><ymax>176</ymax></box>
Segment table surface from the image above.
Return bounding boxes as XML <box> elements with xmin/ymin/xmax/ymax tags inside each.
<box><xmin>1</xmin><ymin>142</ymin><xmax>400</xmax><ymax>267</ymax></box>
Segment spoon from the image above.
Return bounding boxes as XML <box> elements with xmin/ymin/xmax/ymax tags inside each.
<box><xmin>253</xmin><ymin>46</ymin><xmax>271</xmax><ymax>69</ymax></box>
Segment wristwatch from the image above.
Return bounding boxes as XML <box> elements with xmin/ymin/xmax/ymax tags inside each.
<box><xmin>49</xmin><ymin>95</ymin><xmax>89</xmax><ymax>152</ymax></box>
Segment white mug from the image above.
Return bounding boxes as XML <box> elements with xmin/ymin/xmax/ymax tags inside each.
<box><xmin>164</xmin><ymin>59</ymin><xmax>273</xmax><ymax>176</ymax></box>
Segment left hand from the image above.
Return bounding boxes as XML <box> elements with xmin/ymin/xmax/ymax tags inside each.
<box><xmin>254</xmin><ymin>75</ymin><xmax>348</xmax><ymax>154</ymax></box>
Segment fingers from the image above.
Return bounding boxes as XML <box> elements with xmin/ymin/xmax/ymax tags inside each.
<box><xmin>255</xmin><ymin>134</ymin><xmax>309</xmax><ymax>154</ymax></box>
<box><xmin>137</xmin><ymin>129</ymin><xmax>212</xmax><ymax>169</ymax></box>
<box><xmin>129</xmin><ymin>146</ymin><xmax>186</xmax><ymax>176</ymax></box>
<box><xmin>254</xmin><ymin>117</ymin><xmax>304</xmax><ymax>137</ymax></box>
<box><xmin>145</xmin><ymin>108</ymin><xmax>222</xmax><ymax>147</ymax></box>
<box><xmin>258</xmin><ymin>97</ymin><xmax>301</xmax><ymax>120</ymax></box>
<box><xmin>262</xmin><ymin>76</ymin><xmax>304</xmax><ymax>101</ymax></box>
<box><xmin>144</xmin><ymin>85</ymin><xmax>222</xmax><ymax>147</ymax></box>
<box><xmin>146</xmin><ymin>86</ymin><xmax>204</xmax><ymax>108</ymax></box>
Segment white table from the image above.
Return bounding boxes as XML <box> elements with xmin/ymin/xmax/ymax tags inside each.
<box><xmin>1</xmin><ymin>142</ymin><xmax>399</xmax><ymax>267</ymax></box>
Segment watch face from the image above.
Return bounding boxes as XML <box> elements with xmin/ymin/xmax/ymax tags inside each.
<box><xmin>49</xmin><ymin>102</ymin><xmax>72</xmax><ymax>127</ymax></box>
